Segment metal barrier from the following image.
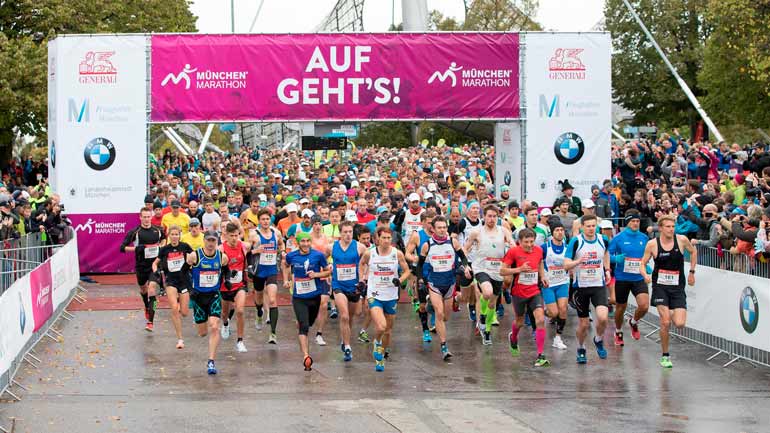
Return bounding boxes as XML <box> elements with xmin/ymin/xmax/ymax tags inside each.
<box><xmin>695</xmin><ymin>243</ymin><xmax>770</xmax><ymax>279</ymax></box>
<box><xmin>0</xmin><ymin>229</ymin><xmax>75</xmax><ymax>295</ymax></box>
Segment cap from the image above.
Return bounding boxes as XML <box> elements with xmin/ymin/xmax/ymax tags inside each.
<box><xmin>591</xmin><ymin>184</ymin><xmax>600</xmax><ymax>192</ymax></box>
<box><xmin>583</xmin><ymin>199</ymin><xmax>595</xmax><ymax>209</ymax></box>
<box><xmin>427</xmin><ymin>183</ymin><xmax>437</xmax><ymax>192</ymax></box>
<box><xmin>295</xmin><ymin>232</ymin><xmax>311</xmax><ymax>242</ymax></box>
<box><xmin>237</xmin><ymin>179</ymin><xmax>246</xmax><ymax>186</ymax></box>
<box><xmin>301</xmin><ymin>209</ymin><xmax>315</xmax><ymax>218</ymax></box>
<box><xmin>368</xmin><ymin>176</ymin><xmax>376</xmax><ymax>182</ymax></box>
<box><xmin>0</xmin><ymin>195</ymin><xmax>10</xmax><ymax>207</ymax></box>
<box><xmin>540</xmin><ymin>208</ymin><xmax>552</xmax><ymax>217</ymax></box>
<box><xmin>285</xmin><ymin>202</ymin><xmax>298</xmax><ymax>213</ymax></box>
<box><xmin>351</xmin><ymin>180</ymin><xmax>359</xmax><ymax>188</ymax></box>
<box><xmin>171</xmin><ymin>200</ymin><xmax>181</xmax><ymax>208</ymax></box>
<box><xmin>599</xmin><ymin>219</ymin><xmax>613</xmax><ymax>229</ymax></box>
<box><xmin>153</xmin><ymin>200</ymin><xmax>162</xmax><ymax>210</ymax></box>
<box><xmin>299</xmin><ymin>197</ymin><xmax>310</xmax><ymax>204</ymax></box>
<box><xmin>258</xmin><ymin>193</ymin><xmax>267</xmax><ymax>201</ymax></box>
<box><xmin>424</xmin><ymin>192</ymin><xmax>434</xmax><ymax>200</ymax></box>
<box><xmin>408</xmin><ymin>192</ymin><xmax>421</xmax><ymax>202</ymax></box>
<box><xmin>189</xmin><ymin>217</ymin><xmax>201</xmax><ymax>226</ymax></box>
<box><xmin>144</xmin><ymin>194</ymin><xmax>153</xmax><ymax>203</ymax></box>
<box><xmin>204</xmin><ymin>230</ymin><xmax>218</xmax><ymax>240</ymax></box>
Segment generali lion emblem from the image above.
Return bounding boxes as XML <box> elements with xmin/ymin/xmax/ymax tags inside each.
<box><xmin>548</xmin><ymin>48</ymin><xmax>586</xmax><ymax>80</ymax></box>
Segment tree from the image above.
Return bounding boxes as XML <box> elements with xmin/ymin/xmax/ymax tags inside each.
<box><xmin>0</xmin><ymin>0</ymin><xmax>197</xmax><ymax>164</ymax></box>
<box><xmin>357</xmin><ymin>122</ymin><xmax>412</xmax><ymax>148</ymax></box>
<box><xmin>430</xmin><ymin>0</ymin><xmax>541</xmax><ymax>31</ymax></box>
<box><xmin>604</xmin><ymin>0</ymin><xmax>710</xmax><ymax>128</ymax></box>
<box><xmin>699</xmin><ymin>0</ymin><xmax>770</xmax><ymax>133</ymax></box>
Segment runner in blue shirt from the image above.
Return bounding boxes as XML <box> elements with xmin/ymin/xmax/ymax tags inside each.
<box><xmin>330</xmin><ymin>220</ymin><xmax>368</xmax><ymax>362</ymax></box>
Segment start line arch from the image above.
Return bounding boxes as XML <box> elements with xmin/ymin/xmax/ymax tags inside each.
<box><xmin>47</xmin><ymin>32</ymin><xmax>610</xmax><ymax>273</ymax></box>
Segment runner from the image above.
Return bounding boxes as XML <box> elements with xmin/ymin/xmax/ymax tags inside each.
<box><xmin>249</xmin><ymin>209</ymin><xmax>284</xmax><ymax>343</ymax></box>
<box><xmin>219</xmin><ymin>222</ymin><xmax>250</xmax><ymax>353</ymax></box>
<box><xmin>405</xmin><ymin>209</ymin><xmax>437</xmax><ymax>343</ymax></box>
<box><xmin>161</xmin><ymin>200</ymin><xmax>191</xmax><ymax>234</ymax></box>
<box><xmin>152</xmin><ymin>225</ymin><xmax>193</xmax><ymax>349</ymax></box>
<box><xmin>355</xmin><ymin>226</ymin><xmax>373</xmax><ymax>344</ymax></box>
<box><xmin>330</xmin><ymin>221</ymin><xmax>368</xmax><ymax>362</ymax></box>
<box><xmin>120</xmin><ymin>207</ymin><xmax>165</xmax><ymax>332</ymax></box>
<box><xmin>282</xmin><ymin>231</ymin><xmax>331</xmax><ymax>371</ymax></box>
<box><xmin>501</xmin><ymin>228</ymin><xmax>550</xmax><ymax>366</ymax></box>
<box><xmin>463</xmin><ymin>205</ymin><xmax>514</xmax><ymax>345</ymax></box>
<box><xmin>541</xmin><ymin>220</ymin><xmax>570</xmax><ymax>350</ymax></box>
<box><xmin>399</xmin><ymin>192</ymin><xmax>424</xmax><ymax>310</ymax></box>
<box><xmin>309</xmin><ymin>214</ymin><xmax>332</xmax><ymax>345</ymax></box>
<box><xmin>186</xmin><ymin>230</ymin><xmax>230</xmax><ymax>375</ymax></box>
<box><xmin>563</xmin><ymin>214</ymin><xmax>611</xmax><ymax>364</ymax></box>
<box><xmin>359</xmin><ymin>227</ymin><xmax>411</xmax><ymax>371</ymax></box>
<box><xmin>181</xmin><ymin>218</ymin><xmax>204</xmax><ymax>250</ymax></box>
<box><xmin>457</xmin><ymin>201</ymin><xmax>482</xmax><ymax>323</ymax></box>
<box><xmin>608</xmin><ymin>210</ymin><xmax>649</xmax><ymax>346</ymax></box>
<box><xmin>418</xmin><ymin>216</ymin><xmax>469</xmax><ymax>360</ymax></box>
<box><xmin>640</xmin><ymin>215</ymin><xmax>697</xmax><ymax>368</ymax></box>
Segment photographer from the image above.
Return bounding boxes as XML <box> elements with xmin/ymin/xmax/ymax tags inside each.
<box><xmin>0</xmin><ymin>195</ymin><xmax>20</xmax><ymax>241</ymax></box>
<box><xmin>42</xmin><ymin>201</ymin><xmax>70</xmax><ymax>245</ymax></box>
<box><xmin>689</xmin><ymin>203</ymin><xmax>722</xmax><ymax>248</ymax></box>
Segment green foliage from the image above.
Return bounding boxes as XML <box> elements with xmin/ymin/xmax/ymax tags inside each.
<box><xmin>357</xmin><ymin>122</ymin><xmax>412</xmax><ymax>148</ymax></box>
<box><xmin>431</xmin><ymin>0</ymin><xmax>541</xmax><ymax>31</ymax></box>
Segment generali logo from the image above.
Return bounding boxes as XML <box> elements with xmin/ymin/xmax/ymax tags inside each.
<box><xmin>548</xmin><ymin>48</ymin><xmax>586</xmax><ymax>80</ymax></box>
<box><xmin>78</xmin><ymin>51</ymin><xmax>117</xmax><ymax>85</ymax></box>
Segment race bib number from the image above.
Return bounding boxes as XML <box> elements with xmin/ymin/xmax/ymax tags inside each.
<box><xmin>229</xmin><ymin>270</ymin><xmax>243</xmax><ymax>284</ymax></box>
<box><xmin>518</xmin><ymin>271</ymin><xmax>538</xmax><ymax>286</ymax></box>
<box><xmin>144</xmin><ymin>244</ymin><xmax>159</xmax><ymax>259</ymax></box>
<box><xmin>547</xmin><ymin>267</ymin><xmax>568</xmax><ymax>286</ymax></box>
<box><xmin>295</xmin><ymin>277</ymin><xmax>317</xmax><ymax>295</ymax></box>
<box><xmin>259</xmin><ymin>249</ymin><xmax>277</xmax><ymax>265</ymax></box>
<box><xmin>578</xmin><ymin>266</ymin><xmax>602</xmax><ymax>286</ymax></box>
<box><xmin>430</xmin><ymin>254</ymin><xmax>453</xmax><ymax>273</ymax></box>
<box><xmin>167</xmin><ymin>252</ymin><xmax>184</xmax><ymax>272</ymax></box>
<box><xmin>374</xmin><ymin>271</ymin><xmax>395</xmax><ymax>288</ymax></box>
<box><xmin>485</xmin><ymin>257</ymin><xmax>502</xmax><ymax>271</ymax></box>
<box><xmin>657</xmin><ymin>270</ymin><xmax>679</xmax><ymax>286</ymax></box>
<box><xmin>623</xmin><ymin>258</ymin><xmax>642</xmax><ymax>274</ymax></box>
<box><xmin>199</xmin><ymin>271</ymin><xmax>219</xmax><ymax>288</ymax></box>
<box><xmin>336</xmin><ymin>264</ymin><xmax>357</xmax><ymax>281</ymax></box>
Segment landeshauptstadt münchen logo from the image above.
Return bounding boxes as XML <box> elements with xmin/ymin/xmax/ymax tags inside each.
<box><xmin>553</xmin><ymin>132</ymin><xmax>585</xmax><ymax>165</ymax></box>
<box><xmin>84</xmin><ymin>137</ymin><xmax>116</xmax><ymax>171</ymax></box>
<box><xmin>740</xmin><ymin>286</ymin><xmax>759</xmax><ymax>334</ymax></box>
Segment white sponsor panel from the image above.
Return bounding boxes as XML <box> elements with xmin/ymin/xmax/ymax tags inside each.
<box><xmin>523</xmin><ymin>33</ymin><xmax>611</xmax><ymax>205</ymax></box>
<box><xmin>630</xmin><ymin>263</ymin><xmax>770</xmax><ymax>352</ymax></box>
<box><xmin>50</xmin><ymin>236</ymin><xmax>81</xmax><ymax>308</ymax></box>
<box><xmin>494</xmin><ymin>122</ymin><xmax>521</xmax><ymax>199</ymax></box>
<box><xmin>0</xmin><ymin>274</ymin><xmax>34</xmax><ymax>376</ymax></box>
<box><xmin>49</xmin><ymin>35</ymin><xmax>147</xmax><ymax>214</ymax></box>
<box><xmin>47</xmin><ymin>39</ymin><xmax>58</xmax><ymax>191</ymax></box>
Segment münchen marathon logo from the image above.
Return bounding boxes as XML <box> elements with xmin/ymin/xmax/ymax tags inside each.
<box><xmin>740</xmin><ymin>286</ymin><xmax>759</xmax><ymax>334</ymax></box>
<box><xmin>553</xmin><ymin>132</ymin><xmax>584</xmax><ymax>165</ymax></box>
<box><xmin>83</xmin><ymin>137</ymin><xmax>116</xmax><ymax>171</ymax></box>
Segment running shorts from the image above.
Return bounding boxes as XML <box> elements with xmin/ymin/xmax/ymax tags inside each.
<box><xmin>615</xmin><ymin>280</ymin><xmax>648</xmax><ymax>305</ymax></box>
<box><xmin>456</xmin><ymin>268</ymin><xmax>474</xmax><ymax>288</ymax></box>
<box><xmin>541</xmin><ymin>283</ymin><xmax>569</xmax><ymax>305</ymax></box>
<box><xmin>252</xmin><ymin>275</ymin><xmax>278</xmax><ymax>292</ymax></box>
<box><xmin>571</xmin><ymin>286</ymin><xmax>608</xmax><ymax>318</ymax></box>
<box><xmin>651</xmin><ymin>285</ymin><xmax>686</xmax><ymax>310</ymax></box>
<box><xmin>368</xmin><ymin>298</ymin><xmax>398</xmax><ymax>315</ymax></box>
<box><xmin>475</xmin><ymin>272</ymin><xmax>503</xmax><ymax>296</ymax></box>
<box><xmin>136</xmin><ymin>269</ymin><xmax>154</xmax><ymax>286</ymax></box>
<box><xmin>333</xmin><ymin>289</ymin><xmax>361</xmax><ymax>303</ymax></box>
<box><xmin>428</xmin><ymin>282</ymin><xmax>455</xmax><ymax>300</ymax></box>
<box><xmin>190</xmin><ymin>291</ymin><xmax>222</xmax><ymax>324</ymax></box>
<box><xmin>512</xmin><ymin>293</ymin><xmax>544</xmax><ymax>317</ymax></box>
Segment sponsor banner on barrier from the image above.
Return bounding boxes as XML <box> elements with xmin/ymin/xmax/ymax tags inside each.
<box><xmin>70</xmin><ymin>213</ymin><xmax>137</xmax><ymax>273</ymax></box>
<box><xmin>0</xmin><ymin>274</ymin><xmax>34</xmax><ymax>376</ymax></box>
<box><xmin>631</xmin><ymin>263</ymin><xmax>770</xmax><ymax>352</ymax></box>
<box><xmin>30</xmin><ymin>260</ymin><xmax>53</xmax><ymax>332</ymax></box>
<box><xmin>151</xmin><ymin>33</ymin><xmax>520</xmax><ymax>122</ymax></box>
<box><xmin>523</xmin><ymin>33</ymin><xmax>611</xmax><ymax>205</ymax></box>
<box><xmin>51</xmin><ymin>238</ymin><xmax>81</xmax><ymax>308</ymax></box>
<box><xmin>494</xmin><ymin>122</ymin><xmax>522</xmax><ymax>199</ymax></box>
<box><xmin>50</xmin><ymin>35</ymin><xmax>147</xmax><ymax>214</ymax></box>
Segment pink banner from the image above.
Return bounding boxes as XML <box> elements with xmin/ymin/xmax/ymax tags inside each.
<box><xmin>70</xmin><ymin>213</ymin><xmax>138</xmax><ymax>273</ymax></box>
<box><xmin>30</xmin><ymin>260</ymin><xmax>53</xmax><ymax>332</ymax></box>
<box><xmin>151</xmin><ymin>33</ymin><xmax>519</xmax><ymax>121</ymax></box>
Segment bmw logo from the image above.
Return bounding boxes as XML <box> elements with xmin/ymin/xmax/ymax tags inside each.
<box><xmin>84</xmin><ymin>137</ymin><xmax>116</xmax><ymax>171</ymax></box>
<box><xmin>18</xmin><ymin>292</ymin><xmax>26</xmax><ymax>334</ymax></box>
<box><xmin>553</xmin><ymin>132</ymin><xmax>585</xmax><ymax>165</ymax></box>
<box><xmin>739</xmin><ymin>286</ymin><xmax>759</xmax><ymax>334</ymax></box>
<box><xmin>504</xmin><ymin>170</ymin><xmax>511</xmax><ymax>186</ymax></box>
<box><xmin>50</xmin><ymin>140</ymin><xmax>56</xmax><ymax>168</ymax></box>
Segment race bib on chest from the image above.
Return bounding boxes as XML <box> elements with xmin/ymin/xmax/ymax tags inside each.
<box><xmin>295</xmin><ymin>277</ymin><xmax>317</xmax><ymax>295</ymax></box>
<box><xmin>485</xmin><ymin>257</ymin><xmax>502</xmax><ymax>271</ymax></box>
<box><xmin>374</xmin><ymin>271</ymin><xmax>395</xmax><ymax>288</ymax></box>
<box><xmin>430</xmin><ymin>254</ymin><xmax>454</xmax><ymax>273</ymax></box>
<box><xmin>167</xmin><ymin>252</ymin><xmax>184</xmax><ymax>272</ymax></box>
<box><xmin>578</xmin><ymin>265</ymin><xmax>602</xmax><ymax>286</ymax></box>
<box><xmin>547</xmin><ymin>267</ymin><xmax>568</xmax><ymax>286</ymax></box>
<box><xmin>518</xmin><ymin>271</ymin><xmax>538</xmax><ymax>286</ymax></box>
<box><xmin>336</xmin><ymin>264</ymin><xmax>357</xmax><ymax>281</ymax></box>
<box><xmin>657</xmin><ymin>270</ymin><xmax>679</xmax><ymax>286</ymax></box>
<box><xmin>623</xmin><ymin>258</ymin><xmax>641</xmax><ymax>274</ymax></box>
<box><xmin>229</xmin><ymin>270</ymin><xmax>243</xmax><ymax>284</ymax></box>
<box><xmin>199</xmin><ymin>271</ymin><xmax>219</xmax><ymax>288</ymax></box>
<box><xmin>259</xmin><ymin>250</ymin><xmax>277</xmax><ymax>265</ymax></box>
<box><xmin>144</xmin><ymin>244</ymin><xmax>159</xmax><ymax>259</ymax></box>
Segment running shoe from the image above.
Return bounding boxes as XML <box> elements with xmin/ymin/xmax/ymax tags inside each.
<box><xmin>255</xmin><ymin>316</ymin><xmax>263</xmax><ymax>330</ymax></box>
<box><xmin>384</xmin><ymin>348</ymin><xmax>390</xmax><ymax>360</ymax></box>
<box><xmin>303</xmin><ymin>355</ymin><xmax>313</xmax><ymax>371</ymax></box>
<box><xmin>469</xmin><ymin>306</ymin><xmax>477</xmax><ymax>322</ymax></box>
<box><xmin>236</xmin><ymin>341</ymin><xmax>248</xmax><ymax>353</ymax></box>
<box><xmin>145</xmin><ymin>322</ymin><xmax>153</xmax><ymax>332</ymax></box>
<box><xmin>576</xmin><ymin>348</ymin><xmax>587</xmax><ymax>364</ymax></box>
<box><xmin>483</xmin><ymin>331</ymin><xmax>493</xmax><ymax>346</ymax></box>
<box><xmin>176</xmin><ymin>339</ymin><xmax>184</xmax><ymax>349</ymax></box>
<box><xmin>441</xmin><ymin>344</ymin><xmax>452</xmax><ymax>360</ymax></box>
<box><xmin>144</xmin><ymin>308</ymin><xmax>150</xmax><ymax>321</ymax></box>
<box><xmin>594</xmin><ymin>337</ymin><xmax>607</xmax><ymax>359</ymax></box>
<box><xmin>508</xmin><ymin>332</ymin><xmax>519</xmax><ymax>356</ymax></box>
<box><xmin>358</xmin><ymin>330</ymin><xmax>370</xmax><ymax>343</ymax></box>
<box><xmin>375</xmin><ymin>360</ymin><xmax>385</xmax><ymax>372</ymax></box>
<box><xmin>614</xmin><ymin>331</ymin><xmax>625</xmax><ymax>347</ymax></box>
<box><xmin>552</xmin><ymin>335</ymin><xmax>567</xmax><ymax>350</ymax></box>
<box><xmin>412</xmin><ymin>299</ymin><xmax>420</xmax><ymax>312</ymax></box>
<box><xmin>534</xmin><ymin>354</ymin><xmax>551</xmax><ymax>367</ymax></box>
<box><xmin>343</xmin><ymin>348</ymin><xmax>352</xmax><ymax>362</ymax></box>
<box><xmin>207</xmin><ymin>360</ymin><xmax>217</xmax><ymax>375</ymax></box>
<box><xmin>265</xmin><ymin>317</ymin><xmax>270</xmax><ymax>325</ymax></box>
<box><xmin>491</xmin><ymin>315</ymin><xmax>500</xmax><ymax>327</ymax></box>
<box><xmin>220</xmin><ymin>323</ymin><xmax>230</xmax><ymax>340</ymax></box>
<box><xmin>452</xmin><ymin>295</ymin><xmax>460</xmax><ymax>312</ymax></box>
<box><xmin>330</xmin><ymin>307</ymin><xmax>338</xmax><ymax>319</ymax></box>
<box><xmin>503</xmin><ymin>290</ymin><xmax>512</xmax><ymax>304</ymax></box>
<box><xmin>422</xmin><ymin>330</ymin><xmax>432</xmax><ymax>343</ymax></box>
<box><xmin>373</xmin><ymin>341</ymin><xmax>384</xmax><ymax>361</ymax></box>
<box><xmin>660</xmin><ymin>355</ymin><xmax>673</xmax><ymax>369</ymax></box>
<box><xmin>429</xmin><ymin>311</ymin><xmax>436</xmax><ymax>332</ymax></box>
<box><xmin>268</xmin><ymin>333</ymin><xmax>277</xmax><ymax>344</ymax></box>
<box><xmin>315</xmin><ymin>334</ymin><xmax>327</xmax><ymax>346</ymax></box>
<box><xmin>496</xmin><ymin>303</ymin><xmax>505</xmax><ymax>318</ymax></box>
<box><xmin>629</xmin><ymin>318</ymin><xmax>641</xmax><ymax>340</ymax></box>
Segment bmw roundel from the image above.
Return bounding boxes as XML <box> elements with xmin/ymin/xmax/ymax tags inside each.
<box><xmin>553</xmin><ymin>132</ymin><xmax>585</xmax><ymax>165</ymax></box>
<box><xmin>740</xmin><ymin>286</ymin><xmax>759</xmax><ymax>334</ymax></box>
<box><xmin>83</xmin><ymin>137</ymin><xmax>116</xmax><ymax>171</ymax></box>
<box><xmin>50</xmin><ymin>140</ymin><xmax>56</xmax><ymax>168</ymax></box>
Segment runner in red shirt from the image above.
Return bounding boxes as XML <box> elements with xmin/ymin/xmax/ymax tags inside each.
<box><xmin>220</xmin><ymin>222</ymin><xmax>250</xmax><ymax>353</ymax></box>
<box><xmin>501</xmin><ymin>228</ymin><xmax>550</xmax><ymax>367</ymax></box>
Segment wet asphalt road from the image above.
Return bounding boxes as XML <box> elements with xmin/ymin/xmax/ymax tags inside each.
<box><xmin>2</xmin><ymin>297</ymin><xmax>769</xmax><ymax>433</ymax></box>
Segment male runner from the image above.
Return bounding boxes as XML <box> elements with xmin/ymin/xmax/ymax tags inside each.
<box><xmin>401</xmin><ymin>192</ymin><xmax>425</xmax><ymax>310</ymax></box>
<box><xmin>563</xmin><ymin>214</ymin><xmax>611</xmax><ymax>364</ymax></box>
<box><xmin>457</xmin><ymin>201</ymin><xmax>482</xmax><ymax>323</ymax></box>
<box><xmin>181</xmin><ymin>218</ymin><xmax>204</xmax><ymax>250</ymax></box>
<box><xmin>405</xmin><ymin>210</ymin><xmax>437</xmax><ymax>342</ymax></box>
<box><xmin>355</xmin><ymin>226</ymin><xmax>373</xmax><ymax>343</ymax></box>
<box><xmin>120</xmin><ymin>207</ymin><xmax>165</xmax><ymax>332</ymax></box>
<box><xmin>418</xmin><ymin>216</ymin><xmax>469</xmax><ymax>360</ymax></box>
<box><xmin>359</xmin><ymin>227</ymin><xmax>410</xmax><ymax>371</ymax></box>
<box><xmin>463</xmin><ymin>205</ymin><xmax>514</xmax><ymax>345</ymax></box>
<box><xmin>608</xmin><ymin>210</ymin><xmax>649</xmax><ymax>346</ymax></box>
<box><xmin>541</xmin><ymin>221</ymin><xmax>570</xmax><ymax>349</ymax></box>
<box><xmin>501</xmin><ymin>228</ymin><xmax>550</xmax><ymax>366</ymax></box>
<box><xmin>330</xmin><ymin>220</ymin><xmax>368</xmax><ymax>361</ymax></box>
<box><xmin>250</xmin><ymin>209</ymin><xmax>284</xmax><ymax>343</ymax></box>
<box><xmin>153</xmin><ymin>225</ymin><xmax>192</xmax><ymax>349</ymax></box>
<box><xmin>282</xmin><ymin>231</ymin><xmax>331</xmax><ymax>371</ymax></box>
<box><xmin>186</xmin><ymin>230</ymin><xmax>230</xmax><ymax>374</ymax></box>
<box><xmin>640</xmin><ymin>215</ymin><xmax>697</xmax><ymax>368</ymax></box>
<box><xmin>219</xmin><ymin>222</ymin><xmax>250</xmax><ymax>353</ymax></box>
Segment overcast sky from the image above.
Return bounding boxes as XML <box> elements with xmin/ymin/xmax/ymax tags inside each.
<box><xmin>190</xmin><ymin>0</ymin><xmax>605</xmax><ymax>33</ymax></box>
